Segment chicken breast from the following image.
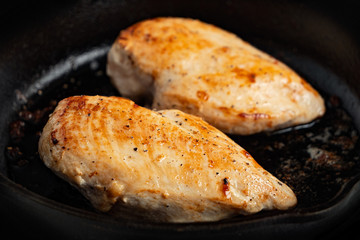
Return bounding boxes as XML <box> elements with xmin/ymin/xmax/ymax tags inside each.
<box><xmin>38</xmin><ymin>95</ymin><xmax>296</xmax><ymax>222</ymax></box>
<box><xmin>107</xmin><ymin>17</ymin><xmax>325</xmax><ymax>135</ymax></box>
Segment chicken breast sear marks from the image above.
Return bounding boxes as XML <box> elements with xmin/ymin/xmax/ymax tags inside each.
<box><xmin>38</xmin><ymin>96</ymin><xmax>296</xmax><ymax>222</ymax></box>
<box><xmin>107</xmin><ymin>17</ymin><xmax>325</xmax><ymax>135</ymax></box>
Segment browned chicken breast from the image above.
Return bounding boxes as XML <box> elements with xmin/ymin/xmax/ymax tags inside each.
<box><xmin>107</xmin><ymin>17</ymin><xmax>325</xmax><ymax>135</ymax></box>
<box><xmin>38</xmin><ymin>95</ymin><xmax>297</xmax><ymax>222</ymax></box>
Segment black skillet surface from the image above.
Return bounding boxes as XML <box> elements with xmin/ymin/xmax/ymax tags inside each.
<box><xmin>1</xmin><ymin>0</ymin><xmax>360</xmax><ymax>239</ymax></box>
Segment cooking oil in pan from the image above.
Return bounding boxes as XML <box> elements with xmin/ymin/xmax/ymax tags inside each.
<box><xmin>4</xmin><ymin>47</ymin><xmax>360</xmax><ymax>216</ymax></box>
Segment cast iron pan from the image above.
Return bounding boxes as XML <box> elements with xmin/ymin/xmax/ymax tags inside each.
<box><xmin>1</xmin><ymin>0</ymin><xmax>360</xmax><ymax>239</ymax></box>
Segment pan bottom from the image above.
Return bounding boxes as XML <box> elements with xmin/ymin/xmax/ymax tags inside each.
<box><xmin>4</xmin><ymin>45</ymin><xmax>360</xmax><ymax>221</ymax></box>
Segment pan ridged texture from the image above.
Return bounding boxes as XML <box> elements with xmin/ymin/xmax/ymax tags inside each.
<box><xmin>38</xmin><ymin>95</ymin><xmax>297</xmax><ymax>222</ymax></box>
<box><xmin>107</xmin><ymin>17</ymin><xmax>325</xmax><ymax>135</ymax></box>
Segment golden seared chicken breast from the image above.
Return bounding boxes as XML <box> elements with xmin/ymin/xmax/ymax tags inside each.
<box><xmin>107</xmin><ymin>17</ymin><xmax>325</xmax><ymax>135</ymax></box>
<box><xmin>38</xmin><ymin>95</ymin><xmax>296</xmax><ymax>222</ymax></box>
